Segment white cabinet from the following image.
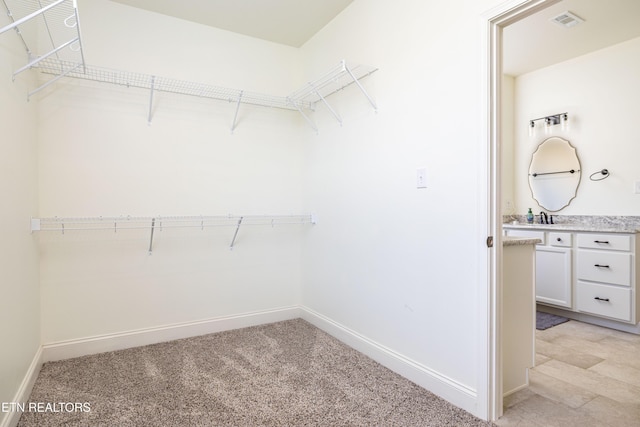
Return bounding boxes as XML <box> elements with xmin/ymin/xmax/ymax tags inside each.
<box><xmin>536</xmin><ymin>246</ymin><xmax>572</xmax><ymax>308</ymax></box>
<box><xmin>576</xmin><ymin>233</ymin><xmax>635</xmax><ymax>322</ymax></box>
<box><xmin>503</xmin><ymin>226</ymin><xmax>640</xmax><ymax>330</ymax></box>
<box><xmin>504</xmin><ymin>229</ymin><xmax>572</xmax><ymax>308</ymax></box>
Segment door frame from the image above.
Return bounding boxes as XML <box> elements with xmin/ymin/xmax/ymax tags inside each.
<box><xmin>480</xmin><ymin>0</ymin><xmax>562</xmax><ymax>420</ymax></box>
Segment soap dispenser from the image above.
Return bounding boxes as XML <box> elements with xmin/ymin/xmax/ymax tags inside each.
<box><xmin>526</xmin><ymin>208</ymin><xmax>534</xmax><ymax>224</ymax></box>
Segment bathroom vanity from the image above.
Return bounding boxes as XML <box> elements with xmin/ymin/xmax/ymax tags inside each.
<box><xmin>504</xmin><ymin>220</ymin><xmax>640</xmax><ymax>334</ymax></box>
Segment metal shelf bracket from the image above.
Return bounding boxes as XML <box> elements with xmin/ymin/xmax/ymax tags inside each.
<box><xmin>148</xmin><ymin>217</ymin><xmax>156</xmax><ymax>254</ymax></box>
<box><xmin>231</xmin><ymin>90</ymin><xmax>243</xmax><ymax>133</ymax></box>
<box><xmin>148</xmin><ymin>76</ymin><xmax>156</xmax><ymax>124</ymax></box>
<box><xmin>229</xmin><ymin>216</ymin><xmax>244</xmax><ymax>250</ymax></box>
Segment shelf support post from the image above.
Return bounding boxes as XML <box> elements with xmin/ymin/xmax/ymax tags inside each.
<box><xmin>287</xmin><ymin>98</ymin><xmax>318</xmax><ymax>134</ymax></box>
<box><xmin>231</xmin><ymin>90</ymin><xmax>243</xmax><ymax>133</ymax></box>
<box><xmin>230</xmin><ymin>216</ymin><xmax>243</xmax><ymax>250</ymax></box>
<box><xmin>344</xmin><ymin>64</ymin><xmax>377</xmax><ymax>112</ymax></box>
<box><xmin>148</xmin><ymin>217</ymin><xmax>156</xmax><ymax>255</ymax></box>
<box><xmin>309</xmin><ymin>83</ymin><xmax>342</xmax><ymax>126</ymax></box>
<box><xmin>147</xmin><ymin>75</ymin><xmax>156</xmax><ymax>124</ymax></box>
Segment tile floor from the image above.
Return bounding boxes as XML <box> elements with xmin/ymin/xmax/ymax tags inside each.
<box><xmin>496</xmin><ymin>319</ymin><xmax>640</xmax><ymax>427</ymax></box>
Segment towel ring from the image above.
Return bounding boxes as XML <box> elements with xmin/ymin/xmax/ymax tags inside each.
<box><xmin>589</xmin><ymin>169</ymin><xmax>609</xmax><ymax>181</ymax></box>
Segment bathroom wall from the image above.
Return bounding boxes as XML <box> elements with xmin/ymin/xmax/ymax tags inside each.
<box><xmin>511</xmin><ymin>36</ymin><xmax>640</xmax><ymax>216</ymax></box>
<box><xmin>502</xmin><ymin>75</ymin><xmax>516</xmax><ymax>215</ymax></box>
<box><xmin>0</xmin><ymin>21</ymin><xmax>40</xmax><ymax>426</ymax></box>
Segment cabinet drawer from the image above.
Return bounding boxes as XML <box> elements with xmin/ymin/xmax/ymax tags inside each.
<box><xmin>549</xmin><ymin>232</ymin><xmax>572</xmax><ymax>247</ymax></box>
<box><xmin>504</xmin><ymin>229</ymin><xmax>545</xmax><ymax>245</ymax></box>
<box><xmin>576</xmin><ymin>250</ymin><xmax>632</xmax><ymax>286</ymax></box>
<box><xmin>576</xmin><ymin>281</ymin><xmax>631</xmax><ymax>322</ymax></box>
<box><xmin>577</xmin><ymin>233</ymin><xmax>632</xmax><ymax>251</ymax></box>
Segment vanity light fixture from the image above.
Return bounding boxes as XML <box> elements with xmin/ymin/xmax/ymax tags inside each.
<box><xmin>529</xmin><ymin>112</ymin><xmax>569</xmax><ymax>137</ymax></box>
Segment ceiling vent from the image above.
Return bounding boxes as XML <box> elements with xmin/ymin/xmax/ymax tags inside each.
<box><xmin>550</xmin><ymin>11</ymin><xmax>585</xmax><ymax>28</ymax></box>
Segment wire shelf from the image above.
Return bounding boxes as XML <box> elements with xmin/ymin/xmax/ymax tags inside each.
<box><xmin>35</xmin><ymin>58</ymin><xmax>377</xmax><ymax>113</ymax></box>
<box><xmin>288</xmin><ymin>60</ymin><xmax>379</xmax><ymax>106</ymax></box>
<box><xmin>31</xmin><ymin>214</ymin><xmax>316</xmax><ymax>252</ymax></box>
<box><xmin>32</xmin><ymin>214</ymin><xmax>316</xmax><ymax>233</ymax></box>
<box><xmin>1</xmin><ymin>0</ymin><xmax>85</xmax><ymax>74</ymax></box>
<box><xmin>1</xmin><ymin>2</ymin><xmax>377</xmax><ymax>129</ymax></box>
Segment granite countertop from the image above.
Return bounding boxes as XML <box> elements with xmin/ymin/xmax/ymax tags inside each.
<box><xmin>503</xmin><ymin>222</ymin><xmax>639</xmax><ymax>234</ymax></box>
<box><xmin>503</xmin><ymin>236</ymin><xmax>542</xmax><ymax>246</ymax></box>
<box><xmin>502</xmin><ymin>215</ymin><xmax>640</xmax><ymax>234</ymax></box>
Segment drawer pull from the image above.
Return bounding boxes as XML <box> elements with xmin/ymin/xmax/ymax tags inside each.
<box><xmin>594</xmin><ymin>264</ymin><xmax>610</xmax><ymax>268</ymax></box>
<box><xmin>594</xmin><ymin>240</ymin><xmax>610</xmax><ymax>244</ymax></box>
<box><xmin>556</xmin><ymin>237</ymin><xmax>562</xmax><ymax>242</ymax></box>
<box><xmin>594</xmin><ymin>297</ymin><xmax>610</xmax><ymax>302</ymax></box>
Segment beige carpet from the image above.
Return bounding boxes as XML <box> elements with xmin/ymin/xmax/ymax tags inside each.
<box><xmin>18</xmin><ymin>319</ymin><xmax>494</xmax><ymax>426</ymax></box>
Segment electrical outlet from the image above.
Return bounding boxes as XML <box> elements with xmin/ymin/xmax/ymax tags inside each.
<box><xmin>635</xmin><ymin>181</ymin><xmax>640</xmax><ymax>194</ymax></box>
<box><xmin>416</xmin><ymin>168</ymin><xmax>427</xmax><ymax>189</ymax></box>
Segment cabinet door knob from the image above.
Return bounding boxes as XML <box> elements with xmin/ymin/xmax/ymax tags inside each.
<box><xmin>594</xmin><ymin>264</ymin><xmax>610</xmax><ymax>268</ymax></box>
<box><xmin>556</xmin><ymin>237</ymin><xmax>562</xmax><ymax>242</ymax></box>
<box><xmin>594</xmin><ymin>297</ymin><xmax>610</xmax><ymax>302</ymax></box>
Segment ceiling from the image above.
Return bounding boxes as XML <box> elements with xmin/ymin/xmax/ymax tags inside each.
<box><xmin>108</xmin><ymin>0</ymin><xmax>640</xmax><ymax>75</ymax></box>
<box><xmin>504</xmin><ymin>0</ymin><xmax>640</xmax><ymax>76</ymax></box>
<box><xmin>109</xmin><ymin>0</ymin><xmax>353</xmax><ymax>48</ymax></box>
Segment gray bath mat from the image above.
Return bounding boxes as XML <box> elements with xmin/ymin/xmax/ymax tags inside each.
<box><xmin>536</xmin><ymin>311</ymin><xmax>569</xmax><ymax>330</ymax></box>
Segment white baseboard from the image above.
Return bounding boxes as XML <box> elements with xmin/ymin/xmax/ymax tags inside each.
<box><xmin>299</xmin><ymin>306</ymin><xmax>479</xmax><ymax>416</ymax></box>
<box><xmin>0</xmin><ymin>347</ymin><xmax>43</xmax><ymax>427</ymax></box>
<box><xmin>42</xmin><ymin>306</ymin><xmax>300</xmax><ymax>362</ymax></box>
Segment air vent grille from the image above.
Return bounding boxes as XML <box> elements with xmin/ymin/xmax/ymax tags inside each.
<box><xmin>551</xmin><ymin>11</ymin><xmax>585</xmax><ymax>28</ymax></box>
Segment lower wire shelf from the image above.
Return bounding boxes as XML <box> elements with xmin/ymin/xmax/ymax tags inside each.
<box><xmin>31</xmin><ymin>214</ymin><xmax>316</xmax><ymax>253</ymax></box>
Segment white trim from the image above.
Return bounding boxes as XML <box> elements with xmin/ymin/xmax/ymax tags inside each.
<box><xmin>42</xmin><ymin>306</ymin><xmax>300</xmax><ymax>362</ymax></box>
<box><xmin>299</xmin><ymin>306</ymin><xmax>479</xmax><ymax>415</ymax></box>
<box><xmin>480</xmin><ymin>0</ymin><xmax>563</xmax><ymax>421</ymax></box>
<box><xmin>0</xmin><ymin>347</ymin><xmax>43</xmax><ymax>427</ymax></box>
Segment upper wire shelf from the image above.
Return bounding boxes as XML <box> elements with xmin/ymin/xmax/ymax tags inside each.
<box><xmin>33</xmin><ymin>57</ymin><xmax>378</xmax><ymax>131</ymax></box>
<box><xmin>288</xmin><ymin>60</ymin><xmax>378</xmax><ymax>108</ymax></box>
<box><xmin>1</xmin><ymin>0</ymin><xmax>86</xmax><ymax>91</ymax></box>
<box><xmin>35</xmin><ymin>57</ymin><xmax>303</xmax><ymax>111</ymax></box>
<box><xmin>1</xmin><ymin>2</ymin><xmax>377</xmax><ymax>131</ymax></box>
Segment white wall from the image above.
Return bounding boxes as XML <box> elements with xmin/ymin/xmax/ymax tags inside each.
<box><xmin>37</xmin><ymin>0</ymin><xmax>308</xmax><ymax>343</ymax></box>
<box><xmin>512</xmin><ymin>36</ymin><xmax>640</xmax><ymax>215</ymax></box>
<box><xmin>0</xmin><ymin>19</ymin><xmax>40</xmax><ymax>425</ymax></box>
<box><xmin>299</xmin><ymin>0</ymin><xmax>502</xmax><ymax>415</ymax></box>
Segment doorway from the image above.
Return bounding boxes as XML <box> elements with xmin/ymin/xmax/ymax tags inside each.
<box><xmin>482</xmin><ymin>0</ymin><xmax>563</xmax><ymax>421</ymax></box>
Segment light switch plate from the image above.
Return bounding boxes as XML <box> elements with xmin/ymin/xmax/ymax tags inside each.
<box><xmin>417</xmin><ymin>168</ymin><xmax>427</xmax><ymax>189</ymax></box>
<box><xmin>635</xmin><ymin>181</ymin><xmax>640</xmax><ymax>194</ymax></box>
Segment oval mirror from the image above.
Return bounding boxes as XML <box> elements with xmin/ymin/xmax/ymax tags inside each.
<box><xmin>528</xmin><ymin>136</ymin><xmax>581</xmax><ymax>212</ymax></box>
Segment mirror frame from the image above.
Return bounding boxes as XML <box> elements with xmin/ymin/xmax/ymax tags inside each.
<box><xmin>528</xmin><ymin>136</ymin><xmax>581</xmax><ymax>212</ymax></box>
